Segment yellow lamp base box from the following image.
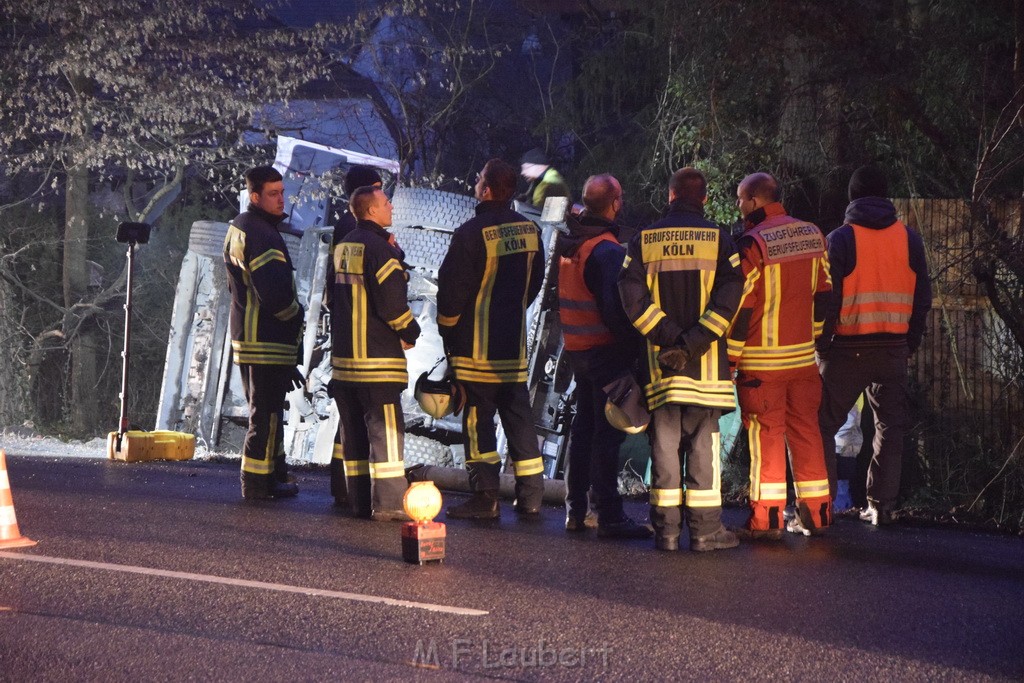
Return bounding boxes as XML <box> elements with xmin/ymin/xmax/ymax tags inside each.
<box><xmin>107</xmin><ymin>430</ymin><xmax>195</xmax><ymax>462</ymax></box>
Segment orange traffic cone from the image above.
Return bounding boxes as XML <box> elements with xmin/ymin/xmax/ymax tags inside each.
<box><xmin>0</xmin><ymin>449</ymin><xmax>36</xmax><ymax>549</ymax></box>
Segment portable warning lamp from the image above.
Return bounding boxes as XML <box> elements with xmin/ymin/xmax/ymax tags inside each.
<box><xmin>401</xmin><ymin>481</ymin><xmax>446</xmax><ymax>565</ymax></box>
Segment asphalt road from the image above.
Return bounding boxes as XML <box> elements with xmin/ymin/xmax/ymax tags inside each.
<box><xmin>1</xmin><ymin>454</ymin><xmax>1022</xmax><ymax>681</ymax></box>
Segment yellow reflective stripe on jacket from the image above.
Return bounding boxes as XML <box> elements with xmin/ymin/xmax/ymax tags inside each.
<box><xmin>842</xmin><ymin>291</ymin><xmax>915</xmax><ymax>307</ymax></box>
<box><xmin>437</xmin><ymin>313</ymin><xmax>461</xmax><ymax>327</ymax></box>
<box><xmin>274</xmin><ymin>300</ymin><xmax>301</xmax><ymax>321</ymax></box>
<box><xmin>234</xmin><ymin>340</ymin><xmax>299</xmax><ymax>354</ymax></box>
<box><xmin>644</xmin><ymin>376</ymin><xmax>736</xmax><ymax>411</ymax></box>
<box><xmin>376</xmin><ymin>258</ymin><xmax>403</xmax><ymax>285</ymax></box>
<box><xmin>736</xmin><ymin>341</ymin><xmax>817</xmax><ymax>372</ymax></box>
<box><xmin>699</xmin><ymin>309</ymin><xmax>730</xmax><ymax>337</ymax></box>
<box><xmin>332</xmin><ymin>356</ymin><xmax>407</xmax><ymax>370</ymax></box>
<box><xmin>226</xmin><ymin>225</ymin><xmax>248</xmax><ymax>271</ymax></box>
<box><xmin>332</xmin><ymin>369</ymin><xmax>409</xmax><ymax>384</ymax></box>
<box><xmin>250</xmin><ymin>249</ymin><xmax>288</xmax><ymax>271</ymax></box>
<box><xmin>450</xmin><ymin>355</ymin><xmax>527</xmax><ymax>383</ymax></box>
<box><xmin>231</xmin><ymin>340</ymin><xmax>298</xmax><ymax>366</ymax></box>
<box><xmin>387</xmin><ymin>309</ymin><xmax>414</xmax><ymax>331</ymax></box>
<box><xmin>632</xmin><ymin>304</ymin><xmax>666</xmax><ymax>336</ymax></box>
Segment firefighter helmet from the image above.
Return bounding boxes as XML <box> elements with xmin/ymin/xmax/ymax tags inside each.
<box><xmin>415</xmin><ymin>371</ymin><xmax>454</xmax><ymax>419</ymax></box>
<box><xmin>604</xmin><ymin>400</ymin><xmax>648</xmax><ymax>434</ymax></box>
<box><xmin>603</xmin><ymin>375</ymin><xmax>650</xmax><ymax>434</ymax></box>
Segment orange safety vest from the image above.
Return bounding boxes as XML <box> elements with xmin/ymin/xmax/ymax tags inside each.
<box><xmin>558</xmin><ymin>233</ymin><xmax>619</xmax><ymax>351</ymax></box>
<box><xmin>837</xmin><ymin>222</ymin><xmax>917</xmax><ymax>336</ymax></box>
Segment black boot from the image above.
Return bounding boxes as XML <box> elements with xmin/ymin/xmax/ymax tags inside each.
<box><xmin>447</xmin><ymin>492</ymin><xmax>500</xmax><ymax>520</ymax></box>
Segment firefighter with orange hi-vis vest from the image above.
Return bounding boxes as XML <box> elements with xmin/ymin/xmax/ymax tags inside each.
<box><xmin>727</xmin><ymin>173</ymin><xmax>833</xmax><ymax>540</ymax></box>
<box><xmin>557</xmin><ymin>174</ymin><xmax>650</xmax><ymax>539</ymax></box>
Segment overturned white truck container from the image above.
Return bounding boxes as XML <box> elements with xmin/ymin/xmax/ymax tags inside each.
<box><xmin>156</xmin><ymin>137</ymin><xmax>575</xmax><ymax>481</ymax></box>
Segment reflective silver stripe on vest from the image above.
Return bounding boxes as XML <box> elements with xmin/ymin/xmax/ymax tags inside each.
<box><xmin>841</xmin><ymin>292</ymin><xmax>915</xmax><ymax>307</ymax></box>
<box><xmin>839</xmin><ymin>311</ymin><xmax>912</xmax><ymax>326</ymax></box>
<box><xmin>559</xmin><ymin>298</ymin><xmax>599</xmax><ymax>311</ymax></box>
<box><xmin>562</xmin><ymin>323</ymin><xmax>612</xmax><ymax>336</ymax></box>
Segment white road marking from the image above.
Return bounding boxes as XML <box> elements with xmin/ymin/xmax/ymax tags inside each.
<box><xmin>0</xmin><ymin>551</ymin><xmax>487</xmax><ymax>616</ymax></box>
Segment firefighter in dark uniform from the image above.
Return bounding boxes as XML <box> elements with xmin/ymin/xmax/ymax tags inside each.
<box><xmin>438</xmin><ymin>158</ymin><xmax>546</xmax><ymax>519</ymax></box>
<box><xmin>817</xmin><ymin>165</ymin><xmax>932</xmax><ymax>525</ymax></box>
<box><xmin>329</xmin><ymin>186</ymin><xmax>420</xmax><ymax>520</ymax></box>
<box><xmin>324</xmin><ymin>165</ymin><xmax>383</xmax><ymax>506</ymax></box>
<box><xmin>224</xmin><ymin>166</ymin><xmax>304</xmax><ymax>500</ymax></box>
<box><xmin>618</xmin><ymin>167</ymin><xmax>744</xmax><ymax>551</ymax></box>
<box><xmin>558</xmin><ymin>174</ymin><xmax>651</xmax><ymax>538</ymax></box>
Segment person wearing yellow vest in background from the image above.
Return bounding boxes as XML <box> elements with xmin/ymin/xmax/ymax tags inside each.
<box><xmin>557</xmin><ymin>174</ymin><xmax>651</xmax><ymax>539</ymax></box>
<box><xmin>518</xmin><ymin>148</ymin><xmax>571</xmax><ymax>211</ymax></box>
<box><xmin>817</xmin><ymin>165</ymin><xmax>932</xmax><ymax>526</ymax></box>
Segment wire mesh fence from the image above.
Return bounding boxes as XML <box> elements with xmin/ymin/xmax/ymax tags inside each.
<box><xmin>895</xmin><ymin>199</ymin><xmax>1023</xmax><ymax>527</ymax></box>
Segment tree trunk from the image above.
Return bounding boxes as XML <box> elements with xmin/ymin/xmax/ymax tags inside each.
<box><xmin>777</xmin><ymin>31</ymin><xmax>846</xmax><ymax>227</ymax></box>
<box><xmin>0</xmin><ymin>276</ymin><xmax>27</xmax><ymax>427</ymax></box>
<box><xmin>64</xmin><ymin>158</ymin><xmax>99</xmax><ymax>434</ymax></box>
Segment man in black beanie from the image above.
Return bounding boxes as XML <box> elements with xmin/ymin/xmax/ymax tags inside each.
<box><xmin>326</xmin><ymin>166</ymin><xmax>385</xmax><ymax>295</ymax></box>
<box><xmin>816</xmin><ymin>165</ymin><xmax>932</xmax><ymax>525</ymax></box>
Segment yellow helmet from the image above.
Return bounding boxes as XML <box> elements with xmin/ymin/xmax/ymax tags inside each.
<box><xmin>603</xmin><ymin>375</ymin><xmax>650</xmax><ymax>434</ymax></box>
<box><xmin>604</xmin><ymin>400</ymin><xmax>648</xmax><ymax>434</ymax></box>
<box><xmin>415</xmin><ymin>371</ymin><xmax>453</xmax><ymax>419</ymax></box>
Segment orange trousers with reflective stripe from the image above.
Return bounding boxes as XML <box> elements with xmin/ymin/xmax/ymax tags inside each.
<box><xmin>737</xmin><ymin>365</ymin><xmax>832</xmax><ymax>531</ymax></box>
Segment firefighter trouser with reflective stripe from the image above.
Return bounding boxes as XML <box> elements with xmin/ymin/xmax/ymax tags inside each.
<box><xmin>648</xmin><ymin>405</ymin><xmax>723</xmax><ymax>539</ymax></box>
<box><xmin>461</xmin><ymin>381</ymin><xmax>544</xmax><ymax>507</ymax></box>
<box><xmin>332</xmin><ymin>385</ymin><xmax>407</xmax><ymax>515</ymax></box>
<box><xmin>239</xmin><ymin>364</ymin><xmax>291</xmax><ymax>494</ymax></box>
<box><xmin>818</xmin><ymin>343</ymin><xmax>910</xmax><ymax>507</ymax></box>
<box><xmin>738</xmin><ymin>366</ymin><xmax>831</xmax><ymax>531</ymax></box>
<box><xmin>564</xmin><ymin>359</ymin><xmax>627</xmax><ymax>524</ymax></box>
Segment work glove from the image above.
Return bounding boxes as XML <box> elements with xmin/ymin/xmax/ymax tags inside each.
<box><xmin>657</xmin><ymin>346</ymin><xmax>692</xmax><ymax>373</ymax></box>
<box><xmin>289</xmin><ymin>368</ymin><xmax>305</xmax><ymax>391</ymax></box>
